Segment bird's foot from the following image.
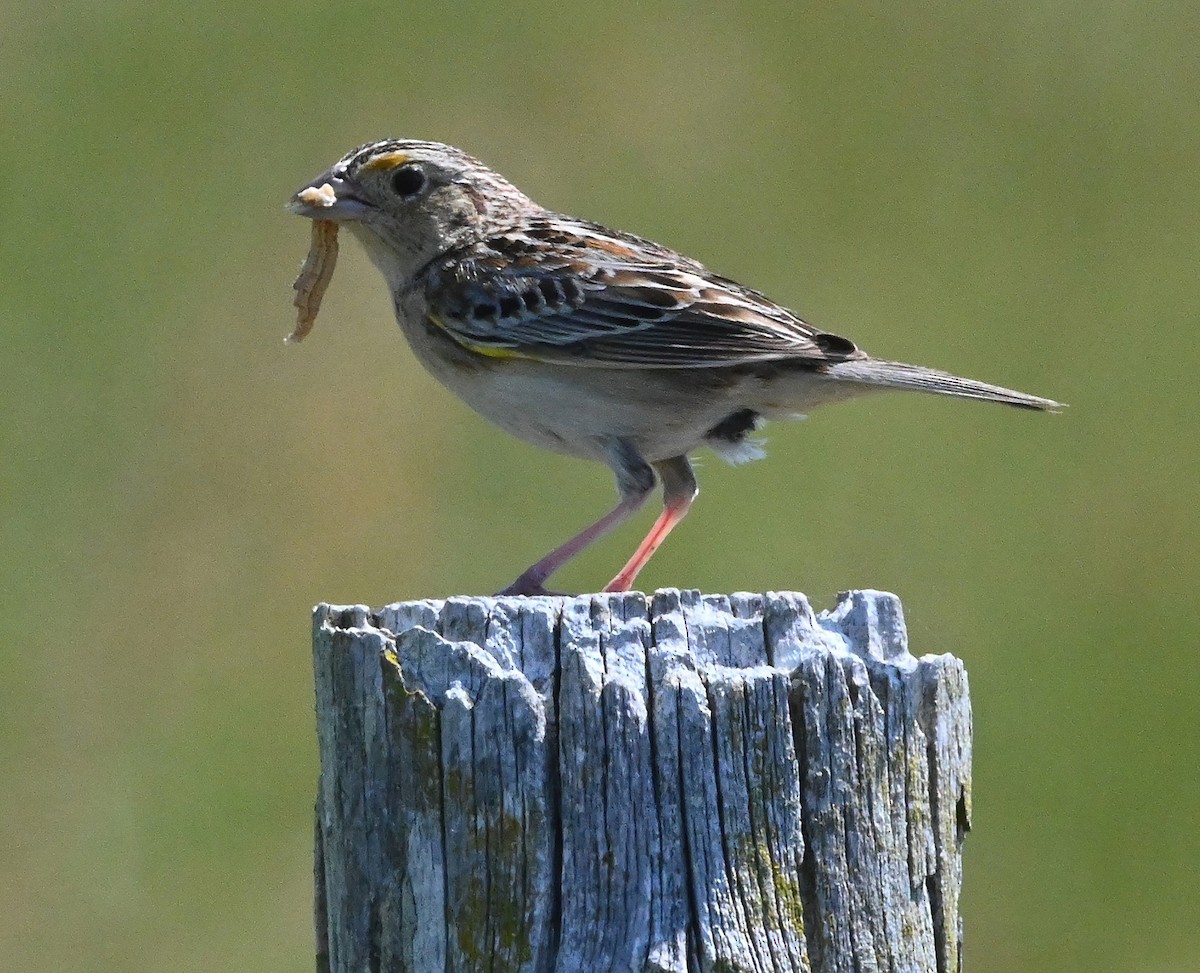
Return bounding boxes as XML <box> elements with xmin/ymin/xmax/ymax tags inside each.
<box><xmin>495</xmin><ymin>576</ymin><xmax>566</xmax><ymax>597</ymax></box>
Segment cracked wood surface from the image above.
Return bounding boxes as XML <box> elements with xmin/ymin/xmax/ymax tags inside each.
<box><xmin>312</xmin><ymin>589</ymin><xmax>971</xmax><ymax>973</ymax></box>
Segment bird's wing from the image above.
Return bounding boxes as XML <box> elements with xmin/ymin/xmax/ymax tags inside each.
<box><xmin>421</xmin><ymin>217</ymin><xmax>864</xmax><ymax>368</ymax></box>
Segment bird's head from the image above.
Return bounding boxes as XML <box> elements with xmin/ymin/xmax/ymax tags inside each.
<box><xmin>288</xmin><ymin>139</ymin><xmax>533</xmax><ymax>287</ymax></box>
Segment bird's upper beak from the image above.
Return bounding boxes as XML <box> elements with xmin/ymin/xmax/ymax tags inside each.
<box><xmin>286</xmin><ymin>171</ymin><xmax>371</xmax><ymax>221</ymax></box>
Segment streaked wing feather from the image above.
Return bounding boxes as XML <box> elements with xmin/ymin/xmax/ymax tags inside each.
<box><xmin>423</xmin><ymin>217</ymin><xmax>862</xmax><ymax>368</ymax></box>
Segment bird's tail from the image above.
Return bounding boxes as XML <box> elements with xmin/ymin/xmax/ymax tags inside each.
<box><xmin>824</xmin><ymin>359</ymin><xmax>1063</xmax><ymax>412</ymax></box>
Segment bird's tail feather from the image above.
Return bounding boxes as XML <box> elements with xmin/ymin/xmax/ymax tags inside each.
<box><xmin>825</xmin><ymin>359</ymin><xmax>1063</xmax><ymax>412</ymax></box>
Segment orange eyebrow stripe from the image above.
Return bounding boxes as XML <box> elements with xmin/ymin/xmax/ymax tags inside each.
<box><xmin>360</xmin><ymin>151</ymin><xmax>411</xmax><ymax>172</ymax></box>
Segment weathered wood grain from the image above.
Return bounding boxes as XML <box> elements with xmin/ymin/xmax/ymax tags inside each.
<box><xmin>312</xmin><ymin>589</ymin><xmax>971</xmax><ymax>973</ymax></box>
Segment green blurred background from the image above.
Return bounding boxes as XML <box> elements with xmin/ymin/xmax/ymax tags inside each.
<box><xmin>4</xmin><ymin>1</ymin><xmax>1197</xmax><ymax>970</ymax></box>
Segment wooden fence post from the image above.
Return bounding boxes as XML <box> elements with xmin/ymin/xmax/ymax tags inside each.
<box><xmin>311</xmin><ymin>589</ymin><xmax>970</xmax><ymax>973</ymax></box>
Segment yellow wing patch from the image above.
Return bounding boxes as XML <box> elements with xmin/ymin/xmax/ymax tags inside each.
<box><xmin>427</xmin><ymin>313</ymin><xmax>535</xmax><ymax>361</ymax></box>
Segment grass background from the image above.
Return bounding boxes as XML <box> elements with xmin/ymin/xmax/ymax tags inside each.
<box><xmin>3</xmin><ymin>1</ymin><xmax>1197</xmax><ymax>970</ymax></box>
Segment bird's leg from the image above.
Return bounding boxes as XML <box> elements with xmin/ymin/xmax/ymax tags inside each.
<box><xmin>497</xmin><ymin>442</ymin><xmax>656</xmax><ymax>597</ymax></box>
<box><xmin>605</xmin><ymin>455</ymin><xmax>697</xmax><ymax>593</ymax></box>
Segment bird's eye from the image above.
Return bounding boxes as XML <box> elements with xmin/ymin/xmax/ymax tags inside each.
<box><xmin>389</xmin><ymin>164</ymin><xmax>427</xmax><ymax>198</ymax></box>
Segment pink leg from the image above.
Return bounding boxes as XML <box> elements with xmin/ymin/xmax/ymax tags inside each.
<box><xmin>605</xmin><ymin>456</ymin><xmax>697</xmax><ymax>593</ymax></box>
<box><xmin>498</xmin><ymin>482</ymin><xmax>652</xmax><ymax>597</ymax></box>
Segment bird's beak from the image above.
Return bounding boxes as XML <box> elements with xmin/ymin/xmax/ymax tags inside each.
<box><xmin>286</xmin><ymin>171</ymin><xmax>370</xmax><ymax>221</ymax></box>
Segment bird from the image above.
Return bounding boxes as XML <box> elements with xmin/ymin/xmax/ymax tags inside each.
<box><xmin>287</xmin><ymin>139</ymin><xmax>1061</xmax><ymax>596</ymax></box>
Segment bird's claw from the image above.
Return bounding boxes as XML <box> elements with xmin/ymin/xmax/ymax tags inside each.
<box><xmin>495</xmin><ymin>580</ymin><xmax>567</xmax><ymax>598</ymax></box>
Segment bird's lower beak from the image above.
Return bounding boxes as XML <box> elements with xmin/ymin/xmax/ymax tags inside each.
<box><xmin>286</xmin><ymin>173</ymin><xmax>370</xmax><ymax>221</ymax></box>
